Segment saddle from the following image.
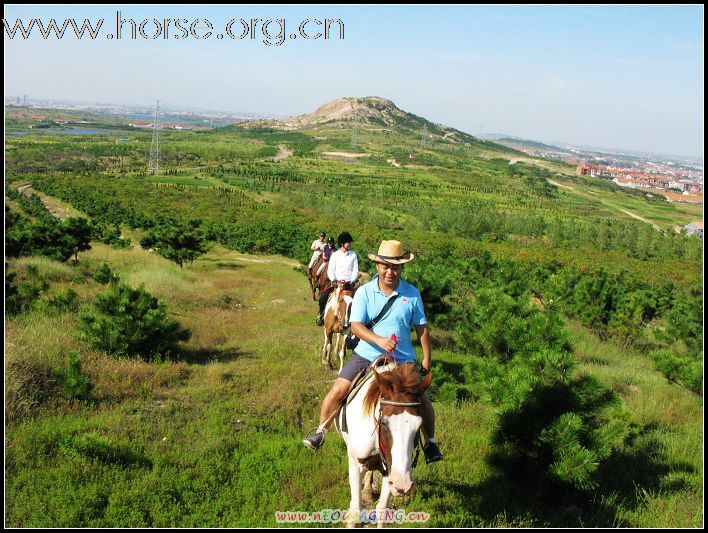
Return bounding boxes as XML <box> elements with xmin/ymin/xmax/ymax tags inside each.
<box><xmin>337</xmin><ymin>356</ymin><xmax>396</xmax><ymax>435</ymax></box>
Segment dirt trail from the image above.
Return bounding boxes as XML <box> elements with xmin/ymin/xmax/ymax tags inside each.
<box><xmin>321</xmin><ymin>151</ymin><xmax>370</xmax><ymax>158</ymax></box>
<box><xmin>547</xmin><ymin>179</ymin><xmax>574</xmax><ymax>190</ymax></box>
<box><xmin>545</xmin><ymin>179</ymin><xmax>662</xmax><ymax>229</ymax></box>
<box><xmin>270</xmin><ymin>145</ymin><xmax>293</xmax><ymax>162</ymax></box>
<box><xmin>16</xmin><ymin>184</ymin><xmax>75</xmax><ymax>220</ymax></box>
<box><xmin>619</xmin><ymin>209</ymin><xmax>660</xmax><ymax>229</ymax></box>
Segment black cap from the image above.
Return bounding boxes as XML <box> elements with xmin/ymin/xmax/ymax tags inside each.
<box><xmin>327</xmin><ymin>236</ymin><xmax>335</xmax><ymax>245</ymax></box>
<box><xmin>337</xmin><ymin>231</ymin><xmax>353</xmax><ymax>247</ymax></box>
<box><xmin>319</xmin><ymin>231</ymin><xmax>326</xmax><ymax>237</ymax></box>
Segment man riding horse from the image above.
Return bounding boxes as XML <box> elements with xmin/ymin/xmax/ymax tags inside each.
<box><xmin>309</xmin><ymin>236</ymin><xmax>336</xmax><ymax>301</ymax></box>
<box><xmin>316</xmin><ymin>231</ymin><xmax>358</xmax><ymax>327</ymax></box>
<box><xmin>304</xmin><ymin>239</ymin><xmax>443</xmax><ymax>463</ymax></box>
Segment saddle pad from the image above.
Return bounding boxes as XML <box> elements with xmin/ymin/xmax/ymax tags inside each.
<box><xmin>338</xmin><ymin>361</ymin><xmax>397</xmax><ymax>435</ymax></box>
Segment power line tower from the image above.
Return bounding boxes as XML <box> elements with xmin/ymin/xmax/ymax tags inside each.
<box><xmin>420</xmin><ymin>125</ymin><xmax>428</xmax><ymax>148</ymax></box>
<box><xmin>147</xmin><ymin>99</ymin><xmax>161</xmax><ymax>175</ymax></box>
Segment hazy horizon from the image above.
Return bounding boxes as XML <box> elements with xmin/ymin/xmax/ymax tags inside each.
<box><xmin>4</xmin><ymin>5</ymin><xmax>704</xmax><ymax>158</ymax></box>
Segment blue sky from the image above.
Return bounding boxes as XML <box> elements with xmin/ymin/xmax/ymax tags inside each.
<box><xmin>3</xmin><ymin>5</ymin><xmax>704</xmax><ymax>157</ymax></box>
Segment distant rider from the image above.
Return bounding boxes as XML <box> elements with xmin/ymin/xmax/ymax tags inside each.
<box><xmin>307</xmin><ymin>231</ymin><xmax>327</xmax><ymax>278</ymax></box>
<box><xmin>316</xmin><ymin>236</ymin><xmax>336</xmax><ymax>278</ymax></box>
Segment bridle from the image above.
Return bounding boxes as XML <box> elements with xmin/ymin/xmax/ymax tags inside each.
<box><xmin>374</xmin><ymin>397</ymin><xmax>423</xmax><ymax>474</ymax></box>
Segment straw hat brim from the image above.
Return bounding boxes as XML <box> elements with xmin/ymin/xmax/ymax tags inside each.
<box><xmin>367</xmin><ymin>252</ymin><xmax>415</xmax><ymax>265</ymax></box>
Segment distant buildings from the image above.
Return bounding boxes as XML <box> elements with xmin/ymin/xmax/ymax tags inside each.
<box><xmin>576</xmin><ymin>163</ymin><xmax>703</xmax><ymax>205</ymax></box>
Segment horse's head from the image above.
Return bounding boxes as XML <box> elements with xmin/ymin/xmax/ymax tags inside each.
<box><xmin>366</xmin><ymin>364</ymin><xmax>432</xmax><ymax>497</ymax></box>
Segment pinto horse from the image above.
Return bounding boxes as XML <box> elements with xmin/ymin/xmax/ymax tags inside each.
<box><xmin>335</xmin><ymin>363</ymin><xmax>432</xmax><ymax>528</ymax></box>
<box><xmin>309</xmin><ymin>256</ymin><xmax>328</xmax><ymax>301</ymax></box>
<box><xmin>321</xmin><ymin>284</ymin><xmax>353</xmax><ymax>372</ymax></box>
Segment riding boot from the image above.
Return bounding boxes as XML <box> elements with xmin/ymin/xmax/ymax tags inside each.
<box><xmin>423</xmin><ymin>440</ymin><xmax>443</xmax><ymax>463</ymax></box>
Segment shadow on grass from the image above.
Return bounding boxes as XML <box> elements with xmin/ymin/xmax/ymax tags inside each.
<box><xmin>215</xmin><ymin>262</ymin><xmax>244</xmax><ymax>270</ymax></box>
<box><xmin>61</xmin><ymin>433</ymin><xmax>153</xmax><ymax>469</ymax></box>
<box><xmin>435</xmin><ymin>360</ymin><xmax>465</xmax><ymax>378</ymax></box>
<box><xmin>176</xmin><ymin>346</ymin><xmax>253</xmax><ymax>365</ymax></box>
<box><xmin>426</xmin><ymin>426</ymin><xmax>695</xmax><ymax>527</ymax></box>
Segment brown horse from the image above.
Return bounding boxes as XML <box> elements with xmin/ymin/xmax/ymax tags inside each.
<box><xmin>309</xmin><ymin>256</ymin><xmax>328</xmax><ymax>301</ymax></box>
<box><xmin>321</xmin><ymin>284</ymin><xmax>354</xmax><ymax>372</ymax></box>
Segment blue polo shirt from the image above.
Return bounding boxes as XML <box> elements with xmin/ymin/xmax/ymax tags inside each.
<box><xmin>349</xmin><ymin>275</ymin><xmax>427</xmax><ymax>363</ymax></box>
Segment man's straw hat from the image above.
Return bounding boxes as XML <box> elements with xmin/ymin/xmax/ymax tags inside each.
<box><xmin>367</xmin><ymin>240</ymin><xmax>415</xmax><ymax>265</ymax></box>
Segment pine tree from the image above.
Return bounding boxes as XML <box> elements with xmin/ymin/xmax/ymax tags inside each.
<box><xmin>81</xmin><ymin>283</ymin><xmax>191</xmax><ymax>359</ymax></box>
<box><xmin>140</xmin><ymin>218</ymin><xmax>209</xmax><ymax>267</ymax></box>
<box><xmin>454</xmin><ymin>258</ymin><xmax>631</xmax><ymax>490</ymax></box>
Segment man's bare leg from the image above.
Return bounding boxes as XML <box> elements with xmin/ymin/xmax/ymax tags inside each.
<box><xmin>319</xmin><ymin>378</ymin><xmax>354</xmax><ymax>429</ymax></box>
<box><xmin>304</xmin><ymin>378</ymin><xmax>353</xmax><ymax>451</ymax></box>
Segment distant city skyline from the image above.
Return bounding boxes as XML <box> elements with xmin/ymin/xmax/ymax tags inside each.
<box><xmin>4</xmin><ymin>5</ymin><xmax>704</xmax><ymax>157</ymax></box>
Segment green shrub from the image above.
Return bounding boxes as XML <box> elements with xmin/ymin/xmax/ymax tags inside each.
<box><xmin>81</xmin><ymin>283</ymin><xmax>191</xmax><ymax>358</ymax></box>
<box><xmin>453</xmin><ymin>259</ymin><xmax>631</xmax><ymax>491</ymax></box>
<box><xmin>52</xmin><ymin>351</ymin><xmax>93</xmax><ymax>401</ymax></box>
<box><xmin>402</xmin><ymin>253</ymin><xmax>455</xmax><ymax>326</ymax></box>
<box><xmin>140</xmin><ymin>218</ymin><xmax>209</xmax><ymax>267</ymax></box>
<box><xmin>650</xmin><ymin>348</ymin><xmax>702</xmax><ymax>396</ymax></box>
<box><xmin>39</xmin><ymin>288</ymin><xmax>79</xmax><ymax>315</ymax></box>
<box><xmin>493</xmin><ymin>376</ymin><xmax>632</xmax><ymax>491</ymax></box>
<box><xmin>93</xmin><ymin>263</ymin><xmax>117</xmax><ymax>284</ymax></box>
<box><xmin>5</xmin><ymin>266</ymin><xmax>49</xmax><ymax>315</ymax></box>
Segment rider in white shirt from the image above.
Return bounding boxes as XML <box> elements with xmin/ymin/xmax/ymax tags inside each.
<box><xmin>307</xmin><ymin>231</ymin><xmax>327</xmax><ymax>277</ymax></box>
<box><xmin>316</xmin><ymin>231</ymin><xmax>358</xmax><ymax>325</ymax></box>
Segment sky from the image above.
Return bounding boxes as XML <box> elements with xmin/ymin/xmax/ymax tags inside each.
<box><xmin>3</xmin><ymin>5</ymin><xmax>704</xmax><ymax>157</ymax></box>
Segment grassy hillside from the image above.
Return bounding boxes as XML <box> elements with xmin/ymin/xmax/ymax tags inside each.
<box><xmin>5</xmin><ymin>242</ymin><xmax>702</xmax><ymax>527</ymax></box>
<box><xmin>5</xmin><ymin>102</ymin><xmax>703</xmax><ymax>527</ymax></box>
<box><xmin>5</xmin><ymin>109</ymin><xmax>702</xmax><ymax>288</ymax></box>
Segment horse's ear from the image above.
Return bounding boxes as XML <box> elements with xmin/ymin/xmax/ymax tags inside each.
<box><xmin>417</xmin><ymin>371</ymin><xmax>432</xmax><ymax>393</ymax></box>
<box><xmin>373</xmin><ymin>368</ymin><xmax>393</xmax><ymax>392</ymax></box>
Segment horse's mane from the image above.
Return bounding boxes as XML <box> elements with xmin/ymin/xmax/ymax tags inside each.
<box><xmin>363</xmin><ymin>364</ymin><xmax>422</xmax><ymax>416</ymax></box>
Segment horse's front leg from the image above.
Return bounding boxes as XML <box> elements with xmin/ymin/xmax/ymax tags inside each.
<box><xmin>338</xmin><ymin>331</ymin><xmax>347</xmax><ymax>373</ymax></box>
<box><xmin>322</xmin><ymin>329</ymin><xmax>332</xmax><ymax>367</ymax></box>
<box><xmin>333</xmin><ymin>332</ymin><xmax>341</xmax><ymax>370</ymax></box>
<box><xmin>347</xmin><ymin>454</ymin><xmax>364</xmax><ymax>528</ymax></box>
<box><xmin>376</xmin><ymin>475</ymin><xmax>392</xmax><ymax>528</ymax></box>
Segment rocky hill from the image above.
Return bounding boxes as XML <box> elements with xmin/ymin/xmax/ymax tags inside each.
<box><xmin>247</xmin><ymin>96</ymin><xmax>479</xmax><ymax>143</ymax></box>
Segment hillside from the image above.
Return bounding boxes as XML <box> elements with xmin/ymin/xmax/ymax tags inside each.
<box><xmin>5</xmin><ymin>238</ymin><xmax>703</xmax><ymax>527</ymax></box>
<box><xmin>241</xmin><ymin>96</ymin><xmax>485</xmax><ymax>145</ymax></box>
